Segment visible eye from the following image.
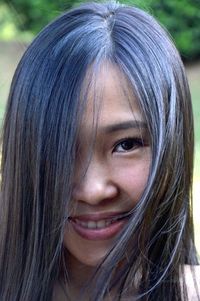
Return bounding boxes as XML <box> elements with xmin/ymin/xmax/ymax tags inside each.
<box><xmin>113</xmin><ymin>137</ymin><xmax>144</xmax><ymax>153</ymax></box>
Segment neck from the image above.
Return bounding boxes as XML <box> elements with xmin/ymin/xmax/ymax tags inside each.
<box><xmin>57</xmin><ymin>250</ymin><xmax>97</xmax><ymax>300</ymax></box>
<box><xmin>68</xmin><ymin>253</ymin><xmax>96</xmax><ymax>289</ymax></box>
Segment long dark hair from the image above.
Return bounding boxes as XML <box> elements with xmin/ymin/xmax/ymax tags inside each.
<box><xmin>0</xmin><ymin>2</ymin><xmax>199</xmax><ymax>300</ymax></box>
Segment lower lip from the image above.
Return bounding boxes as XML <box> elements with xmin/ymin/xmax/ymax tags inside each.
<box><xmin>69</xmin><ymin>218</ymin><xmax>127</xmax><ymax>241</ymax></box>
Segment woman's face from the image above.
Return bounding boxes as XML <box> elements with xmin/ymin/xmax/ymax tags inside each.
<box><xmin>64</xmin><ymin>64</ymin><xmax>151</xmax><ymax>267</ymax></box>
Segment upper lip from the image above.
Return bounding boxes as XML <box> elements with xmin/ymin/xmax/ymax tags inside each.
<box><xmin>69</xmin><ymin>211</ymin><xmax>129</xmax><ymax>222</ymax></box>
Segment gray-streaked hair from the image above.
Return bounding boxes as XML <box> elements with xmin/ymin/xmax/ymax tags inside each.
<box><xmin>0</xmin><ymin>2</ymin><xmax>198</xmax><ymax>300</ymax></box>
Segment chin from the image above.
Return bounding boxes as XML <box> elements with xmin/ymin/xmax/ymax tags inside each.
<box><xmin>64</xmin><ymin>228</ymin><xmax>115</xmax><ymax>268</ymax></box>
<box><xmin>79</xmin><ymin>256</ymin><xmax>103</xmax><ymax>267</ymax></box>
<box><xmin>68</xmin><ymin>246</ymin><xmax>109</xmax><ymax>267</ymax></box>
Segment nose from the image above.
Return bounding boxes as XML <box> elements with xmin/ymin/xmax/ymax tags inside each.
<box><xmin>72</xmin><ymin>160</ymin><xmax>119</xmax><ymax>206</ymax></box>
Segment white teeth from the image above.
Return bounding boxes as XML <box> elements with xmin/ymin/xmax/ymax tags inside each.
<box><xmin>75</xmin><ymin>219</ymin><xmax>114</xmax><ymax>229</ymax></box>
<box><xmin>87</xmin><ymin>221</ymin><xmax>97</xmax><ymax>229</ymax></box>
<box><xmin>96</xmin><ymin>220</ymin><xmax>106</xmax><ymax>229</ymax></box>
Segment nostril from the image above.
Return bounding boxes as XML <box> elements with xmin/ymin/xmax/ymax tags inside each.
<box><xmin>72</xmin><ymin>179</ymin><xmax>119</xmax><ymax>205</ymax></box>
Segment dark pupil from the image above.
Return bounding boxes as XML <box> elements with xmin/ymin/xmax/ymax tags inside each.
<box><xmin>121</xmin><ymin>139</ymin><xmax>134</xmax><ymax>150</ymax></box>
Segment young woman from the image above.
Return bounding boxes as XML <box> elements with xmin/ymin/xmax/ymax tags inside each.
<box><xmin>0</xmin><ymin>2</ymin><xmax>199</xmax><ymax>300</ymax></box>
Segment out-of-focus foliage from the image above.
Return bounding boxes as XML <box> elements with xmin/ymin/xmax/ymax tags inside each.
<box><xmin>0</xmin><ymin>3</ymin><xmax>18</xmax><ymax>40</ymax></box>
<box><xmin>0</xmin><ymin>3</ymin><xmax>34</xmax><ymax>41</ymax></box>
<box><xmin>144</xmin><ymin>0</ymin><xmax>200</xmax><ymax>61</ymax></box>
<box><xmin>2</xmin><ymin>0</ymin><xmax>76</xmax><ymax>34</ymax></box>
<box><xmin>1</xmin><ymin>0</ymin><xmax>200</xmax><ymax>61</ymax></box>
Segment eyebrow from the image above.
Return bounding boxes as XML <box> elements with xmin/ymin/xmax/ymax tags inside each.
<box><xmin>102</xmin><ymin>120</ymin><xmax>148</xmax><ymax>133</ymax></box>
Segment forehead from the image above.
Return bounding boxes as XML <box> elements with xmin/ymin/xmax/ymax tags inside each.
<box><xmin>81</xmin><ymin>63</ymin><xmax>143</xmax><ymax>127</ymax></box>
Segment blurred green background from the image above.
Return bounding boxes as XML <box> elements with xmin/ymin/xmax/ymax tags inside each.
<box><xmin>0</xmin><ymin>0</ymin><xmax>199</xmax><ymax>255</ymax></box>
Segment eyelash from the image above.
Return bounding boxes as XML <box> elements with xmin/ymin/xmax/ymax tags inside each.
<box><xmin>112</xmin><ymin>137</ymin><xmax>145</xmax><ymax>153</ymax></box>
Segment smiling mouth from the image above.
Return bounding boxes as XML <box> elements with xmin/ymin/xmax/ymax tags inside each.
<box><xmin>72</xmin><ymin>218</ymin><xmax>115</xmax><ymax>229</ymax></box>
<box><xmin>68</xmin><ymin>212</ymin><xmax>130</xmax><ymax>240</ymax></box>
<box><xmin>70</xmin><ymin>215</ymin><xmax>126</xmax><ymax>229</ymax></box>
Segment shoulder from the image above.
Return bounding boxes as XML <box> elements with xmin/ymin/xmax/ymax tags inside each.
<box><xmin>183</xmin><ymin>265</ymin><xmax>200</xmax><ymax>300</ymax></box>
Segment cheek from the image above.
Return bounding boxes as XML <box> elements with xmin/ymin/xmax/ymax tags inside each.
<box><xmin>112</xmin><ymin>157</ymin><xmax>150</xmax><ymax>201</ymax></box>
